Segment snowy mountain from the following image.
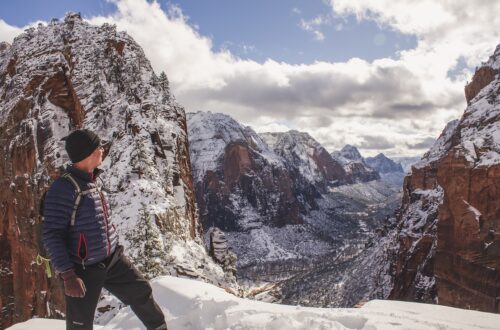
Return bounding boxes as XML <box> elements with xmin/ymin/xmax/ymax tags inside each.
<box><xmin>333</xmin><ymin>144</ymin><xmax>364</xmax><ymax>163</ymax></box>
<box><xmin>332</xmin><ymin>145</ymin><xmax>380</xmax><ymax>183</ymax></box>
<box><xmin>365</xmin><ymin>153</ymin><xmax>404</xmax><ymax>174</ymax></box>
<box><xmin>0</xmin><ymin>14</ymin><xmax>231</xmax><ymax>328</ymax></box>
<box><xmin>8</xmin><ymin>276</ymin><xmax>500</xmax><ymax>330</ymax></box>
<box><xmin>365</xmin><ymin>153</ymin><xmax>405</xmax><ymax>186</ymax></box>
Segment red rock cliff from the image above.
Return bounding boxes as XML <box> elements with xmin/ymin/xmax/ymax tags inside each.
<box><xmin>389</xmin><ymin>44</ymin><xmax>500</xmax><ymax>312</ymax></box>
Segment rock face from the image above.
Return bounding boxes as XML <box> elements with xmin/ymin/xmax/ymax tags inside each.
<box><xmin>388</xmin><ymin>44</ymin><xmax>500</xmax><ymax>312</ymax></box>
<box><xmin>332</xmin><ymin>145</ymin><xmax>380</xmax><ymax>183</ymax></box>
<box><xmin>387</xmin><ymin>132</ymin><xmax>452</xmax><ymax>303</ymax></box>
<box><xmin>465</xmin><ymin>66</ymin><xmax>498</xmax><ymax>105</ymax></box>
<box><xmin>0</xmin><ymin>14</ymin><xmax>228</xmax><ymax>328</ymax></box>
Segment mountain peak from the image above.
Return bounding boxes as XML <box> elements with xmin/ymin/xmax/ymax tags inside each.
<box><xmin>339</xmin><ymin>144</ymin><xmax>363</xmax><ymax>162</ymax></box>
<box><xmin>64</xmin><ymin>11</ymin><xmax>82</xmax><ymax>22</ymax></box>
<box><xmin>366</xmin><ymin>153</ymin><xmax>403</xmax><ymax>173</ymax></box>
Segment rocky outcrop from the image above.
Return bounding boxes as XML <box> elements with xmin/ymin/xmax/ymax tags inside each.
<box><xmin>387</xmin><ymin>44</ymin><xmax>500</xmax><ymax>313</ymax></box>
<box><xmin>0</xmin><ymin>14</ymin><xmax>222</xmax><ymax>328</ymax></box>
<box><xmin>465</xmin><ymin>67</ymin><xmax>497</xmax><ymax>104</ymax></box>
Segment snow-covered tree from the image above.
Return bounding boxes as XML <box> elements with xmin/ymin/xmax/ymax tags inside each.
<box><xmin>130</xmin><ymin>137</ymin><xmax>156</xmax><ymax>179</ymax></box>
<box><xmin>158</xmin><ymin>71</ymin><xmax>170</xmax><ymax>103</ymax></box>
<box><xmin>125</xmin><ymin>205</ymin><xmax>167</xmax><ymax>279</ymax></box>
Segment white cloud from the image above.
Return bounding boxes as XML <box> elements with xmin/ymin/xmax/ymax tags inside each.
<box><xmin>2</xmin><ymin>0</ymin><xmax>499</xmax><ymax>157</ymax></box>
<box><xmin>0</xmin><ymin>19</ymin><xmax>24</xmax><ymax>43</ymax></box>
<box><xmin>328</xmin><ymin>0</ymin><xmax>500</xmax><ymax>68</ymax></box>
<box><xmin>299</xmin><ymin>15</ymin><xmax>330</xmax><ymax>41</ymax></box>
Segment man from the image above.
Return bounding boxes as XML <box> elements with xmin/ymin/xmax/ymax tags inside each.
<box><xmin>42</xmin><ymin>129</ymin><xmax>167</xmax><ymax>330</ymax></box>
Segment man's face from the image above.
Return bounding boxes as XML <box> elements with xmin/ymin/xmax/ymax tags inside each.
<box><xmin>88</xmin><ymin>146</ymin><xmax>104</xmax><ymax>168</ymax></box>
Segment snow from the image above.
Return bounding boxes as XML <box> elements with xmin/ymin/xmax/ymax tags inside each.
<box><xmin>226</xmin><ymin>224</ymin><xmax>331</xmax><ymax>267</ymax></box>
<box><xmin>8</xmin><ymin>319</ymin><xmax>101</xmax><ymax>330</ymax></box>
<box><xmin>401</xmin><ymin>187</ymin><xmax>443</xmax><ymax>235</ymax></box>
<box><xmin>8</xmin><ymin>276</ymin><xmax>500</xmax><ymax>329</ymax></box>
<box><xmin>260</xmin><ymin>130</ymin><xmax>330</xmax><ymax>185</ymax></box>
<box><xmin>332</xmin><ymin>144</ymin><xmax>364</xmax><ymax>164</ymax></box>
<box><xmin>463</xmin><ymin>200</ymin><xmax>482</xmax><ymax>222</ymax></box>
<box><xmin>249</xmin><ymin>227</ymin><xmax>297</xmax><ymax>261</ymax></box>
<box><xmin>329</xmin><ymin>180</ymin><xmax>398</xmax><ymax>204</ymax></box>
<box><xmin>414</xmin><ymin>119</ymin><xmax>460</xmax><ymax>169</ymax></box>
<box><xmin>459</xmin><ymin>84</ymin><xmax>500</xmax><ymax>167</ymax></box>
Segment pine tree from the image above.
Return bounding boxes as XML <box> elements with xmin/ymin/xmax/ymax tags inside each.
<box><xmin>158</xmin><ymin>71</ymin><xmax>170</xmax><ymax>103</ymax></box>
<box><xmin>222</xmin><ymin>250</ymin><xmax>237</xmax><ymax>277</ymax></box>
<box><xmin>130</xmin><ymin>137</ymin><xmax>155</xmax><ymax>179</ymax></box>
<box><xmin>126</xmin><ymin>205</ymin><xmax>166</xmax><ymax>279</ymax></box>
<box><xmin>158</xmin><ymin>71</ymin><xmax>169</xmax><ymax>91</ymax></box>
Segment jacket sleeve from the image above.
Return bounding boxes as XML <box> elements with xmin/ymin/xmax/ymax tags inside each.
<box><xmin>42</xmin><ymin>178</ymin><xmax>76</xmax><ymax>273</ymax></box>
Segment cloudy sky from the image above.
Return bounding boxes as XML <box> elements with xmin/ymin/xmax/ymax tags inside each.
<box><xmin>1</xmin><ymin>0</ymin><xmax>500</xmax><ymax>157</ymax></box>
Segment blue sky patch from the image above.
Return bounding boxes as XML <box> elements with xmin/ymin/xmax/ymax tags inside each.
<box><xmin>0</xmin><ymin>0</ymin><xmax>417</xmax><ymax>64</ymax></box>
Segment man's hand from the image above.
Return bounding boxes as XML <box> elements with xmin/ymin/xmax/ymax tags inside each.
<box><xmin>60</xmin><ymin>270</ymin><xmax>86</xmax><ymax>298</ymax></box>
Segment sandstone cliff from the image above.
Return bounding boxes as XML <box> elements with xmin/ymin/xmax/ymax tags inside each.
<box><xmin>389</xmin><ymin>43</ymin><xmax>500</xmax><ymax>312</ymax></box>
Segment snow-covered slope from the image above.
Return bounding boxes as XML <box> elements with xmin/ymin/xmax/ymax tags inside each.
<box><xmin>413</xmin><ymin>120</ymin><xmax>459</xmax><ymax>170</ymax></box>
<box><xmin>8</xmin><ymin>276</ymin><xmax>500</xmax><ymax>330</ymax></box>
<box><xmin>330</xmin><ymin>180</ymin><xmax>399</xmax><ymax>205</ymax></box>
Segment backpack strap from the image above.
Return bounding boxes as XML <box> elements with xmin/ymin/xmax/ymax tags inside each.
<box><xmin>61</xmin><ymin>173</ymin><xmax>81</xmax><ymax>226</ymax></box>
<box><xmin>61</xmin><ymin>173</ymin><xmax>102</xmax><ymax>226</ymax></box>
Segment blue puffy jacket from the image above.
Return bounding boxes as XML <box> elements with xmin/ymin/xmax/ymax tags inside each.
<box><xmin>42</xmin><ymin>165</ymin><xmax>118</xmax><ymax>273</ymax></box>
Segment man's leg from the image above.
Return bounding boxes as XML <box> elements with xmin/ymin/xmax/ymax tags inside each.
<box><xmin>104</xmin><ymin>251</ymin><xmax>167</xmax><ymax>330</ymax></box>
<box><xmin>66</xmin><ymin>265</ymin><xmax>107</xmax><ymax>330</ymax></box>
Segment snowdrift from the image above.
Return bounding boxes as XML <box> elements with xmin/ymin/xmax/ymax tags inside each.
<box><xmin>8</xmin><ymin>276</ymin><xmax>500</xmax><ymax>329</ymax></box>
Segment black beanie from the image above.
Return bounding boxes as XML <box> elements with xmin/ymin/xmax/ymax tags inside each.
<box><xmin>63</xmin><ymin>129</ymin><xmax>101</xmax><ymax>163</ymax></box>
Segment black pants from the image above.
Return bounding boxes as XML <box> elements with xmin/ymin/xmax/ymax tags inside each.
<box><xmin>65</xmin><ymin>246</ymin><xmax>167</xmax><ymax>330</ymax></box>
